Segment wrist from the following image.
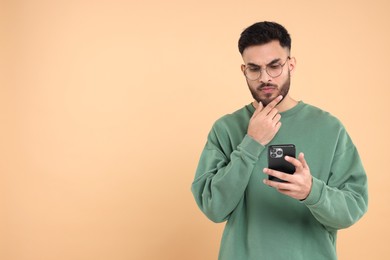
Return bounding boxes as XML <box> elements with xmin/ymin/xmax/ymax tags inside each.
<box><xmin>247</xmin><ymin>133</ymin><xmax>268</xmax><ymax>146</ymax></box>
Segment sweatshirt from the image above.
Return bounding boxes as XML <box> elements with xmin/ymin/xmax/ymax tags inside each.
<box><xmin>191</xmin><ymin>101</ymin><xmax>368</xmax><ymax>260</ymax></box>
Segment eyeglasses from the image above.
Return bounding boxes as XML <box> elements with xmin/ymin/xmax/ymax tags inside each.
<box><xmin>243</xmin><ymin>57</ymin><xmax>290</xmax><ymax>81</ymax></box>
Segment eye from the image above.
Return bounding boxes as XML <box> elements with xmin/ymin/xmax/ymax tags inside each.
<box><xmin>268</xmin><ymin>64</ymin><xmax>281</xmax><ymax>70</ymax></box>
<box><xmin>247</xmin><ymin>67</ymin><xmax>260</xmax><ymax>72</ymax></box>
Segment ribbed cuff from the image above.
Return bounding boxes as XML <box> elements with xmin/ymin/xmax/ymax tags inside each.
<box><xmin>238</xmin><ymin>135</ymin><xmax>265</xmax><ymax>160</ymax></box>
<box><xmin>301</xmin><ymin>177</ymin><xmax>325</xmax><ymax>207</ymax></box>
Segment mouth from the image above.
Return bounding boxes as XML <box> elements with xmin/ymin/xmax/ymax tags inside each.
<box><xmin>260</xmin><ymin>86</ymin><xmax>276</xmax><ymax>94</ymax></box>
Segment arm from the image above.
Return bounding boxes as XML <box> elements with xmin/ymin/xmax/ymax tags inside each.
<box><xmin>302</xmin><ymin>146</ymin><xmax>368</xmax><ymax>230</ymax></box>
<box><xmin>192</xmin><ymin>96</ymin><xmax>283</xmax><ymax>223</ymax></box>
<box><xmin>263</xmin><ymin>133</ymin><xmax>368</xmax><ymax>231</ymax></box>
<box><xmin>191</xmin><ymin>133</ymin><xmax>264</xmax><ymax>223</ymax></box>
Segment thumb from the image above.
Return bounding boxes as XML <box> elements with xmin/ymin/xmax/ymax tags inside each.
<box><xmin>253</xmin><ymin>101</ymin><xmax>264</xmax><ymax>116</ymax></box>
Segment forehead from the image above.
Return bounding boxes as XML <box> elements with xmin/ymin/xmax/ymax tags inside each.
<box><xmin>242</xmin><ymin>40</ymin><xmax>289</xmax><ymax>65</ymax></box>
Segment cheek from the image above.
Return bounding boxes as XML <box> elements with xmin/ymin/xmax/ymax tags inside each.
<box><xmin>277</xmin><ymin>74</ymin><xmax>290</xmax><ymax>86</ymax></box>
<box><xmin>248</xmin><ymin>81</ymin><xmax>260</xmax><ymax>89</ymax></box>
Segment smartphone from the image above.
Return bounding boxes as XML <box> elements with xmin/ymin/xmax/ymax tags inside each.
<box><xmin>268</xmin><ymin>144</ymin><xmax>296</xmax><ymax>182</ymax></box>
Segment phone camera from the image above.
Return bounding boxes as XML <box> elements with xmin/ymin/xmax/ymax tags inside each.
<box><xmin>270</xmin><ymin>147</ymin><xmax>284</xmax><ymax>159</ymax></box>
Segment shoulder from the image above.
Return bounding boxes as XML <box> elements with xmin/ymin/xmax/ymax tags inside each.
<box><xmin>302</xmin><ymin>102</ymin><xmax>356</xmax><ymax>149</ymax></box>
<box><xmin>213</xmin><ymin>104</ymin><xmax>253</xmax><ymax>130</ymax></box>
<box><xmin>301</xmin><ymin>102</ymin><xmax>344</xmax><ymax>130</ymax></box>
<box><xmin>205</xmin><ymin>105</ymin><xmax>252</xmax><ymax>152</ymax></box>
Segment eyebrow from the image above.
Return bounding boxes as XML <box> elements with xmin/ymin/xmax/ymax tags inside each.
<box><xmin>247</xmin><ymin>58</ymin><xmax>282</xmax><ymax>67</ymax></box>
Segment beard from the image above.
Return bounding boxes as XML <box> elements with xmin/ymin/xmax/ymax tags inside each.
<box><xmin>248</xmin><ymin>72</ymin><xmax>291</xmax><ymax>106</ymax></box>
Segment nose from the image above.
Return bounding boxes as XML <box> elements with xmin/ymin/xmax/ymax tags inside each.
<box><xmin>258</xmin><ymin>68</ymin><xmax>271</xmax><ymax>82</ymax></box>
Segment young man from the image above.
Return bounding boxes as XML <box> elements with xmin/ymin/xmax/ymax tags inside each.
<box><xmin>191</xmin><ymin>21</ymin><xmax>368</xmax><ymax>260</ymax></box>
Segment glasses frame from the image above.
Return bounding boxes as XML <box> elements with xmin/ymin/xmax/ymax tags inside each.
<box><xmin>243</xmin><ymin>56</ymin><xmax>291</xmax><ymax>81</ymax></box>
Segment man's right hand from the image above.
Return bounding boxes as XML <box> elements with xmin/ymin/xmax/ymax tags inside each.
<box><xmin>247</xmin><ymin>95</ymin><xmax>283</xmax><ymax>146</ymax></box>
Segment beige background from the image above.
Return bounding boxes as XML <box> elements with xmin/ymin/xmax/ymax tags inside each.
<box><xmin>1</xmin><ymin>0</ymin><xmax>389</xmax><ymax>259</ymax></box>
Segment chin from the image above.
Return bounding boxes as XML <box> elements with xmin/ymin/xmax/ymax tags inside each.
<box><xmin>258</xmin><ymin>94</ymin><xmax>279</xmax><ymax>105</ymax></box>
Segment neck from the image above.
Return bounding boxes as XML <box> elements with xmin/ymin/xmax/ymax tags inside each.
<box><xmin>252</xmin><ymin>95</ymin><xmax>298</xmax><ymax>112</ymax></box>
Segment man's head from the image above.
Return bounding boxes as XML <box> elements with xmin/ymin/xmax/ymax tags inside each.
<box><xmin>238</xmin><ymin>21</ymin><xmax>291</xmax><ymax>55</ymax></box>
<box><xmin>238</xmin><ymin>22</ymin><xmax>295</xmax><ymax>107</ymax></box>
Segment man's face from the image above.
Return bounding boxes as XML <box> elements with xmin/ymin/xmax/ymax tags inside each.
<box><xmin>241</xmin><ymin>40</ymin><xmax>295</xmax><ymax>106</ymax></box>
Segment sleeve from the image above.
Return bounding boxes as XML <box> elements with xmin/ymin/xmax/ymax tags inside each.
<box><xmin>302</xmin><ymin>130</ymin><xmax>368</xmax><ymax>231</ymax></box>
<box><xmin>191</xmin><ymin>124</ymin><xmax>265</xmax><ymax>223</ymax></box>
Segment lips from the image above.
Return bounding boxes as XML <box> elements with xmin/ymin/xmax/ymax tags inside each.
<box><xmin>260</xmin><ymin>87</ymin><xmax>276</xmax><ymax>93</ymax></box>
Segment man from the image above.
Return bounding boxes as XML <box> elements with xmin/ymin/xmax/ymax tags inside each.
<box><xmin>191</xmin><ymin>21</ymin><xmax>368</xmax><ymax>260</ymax></box>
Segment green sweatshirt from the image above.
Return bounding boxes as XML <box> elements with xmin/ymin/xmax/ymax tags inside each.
<box><xmin>191</xmin><ymin>101</ymin><xmax>368</xmax><ymax>260</ymax></box>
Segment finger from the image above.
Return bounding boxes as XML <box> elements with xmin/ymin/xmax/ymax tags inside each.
<box><xmin>261</xmin><ymin>95</ymin><xmax>283</xmax><ymax>114</ymax></box>
<box><xmin>277</xmin><ymin>189</ymin><xmax>298</xmax><ymax>198</ymax></box>
<box><xmin>263</xmin><ymin>178</ymin><xmax>291</xmax><ymax>190</ymax></box>
<box><xmin>275</xmin><ymin>121</ymin><xmax>282</xmax><ymax>131</ymax></box>
<box><xmin>252</xmin><ymin>101</ymin><xmax>264</xmax><ymax>117</ymax></box>
<box><xmin>263</xmin><ymin>168</ymin><xmax>292</xmax><ymax>182</ymax></box>
<box><xmin>284</xmin><ymin>155</ymin><xmax>303</xmax><ymax>170</ymax></box>
<box><xmin>272</xmin><ymin>113</ymin><xmax>282</xmax><ymax>123</ymax></box>
<box><xmin>267</xmin><ymin>107</ymin><xmax>279</xmax><ymax>119</ymax></box>
<box><xmin>298</xmin><ymin>153</ymin><xmax>309</xmax><ymax>169</ymax></box>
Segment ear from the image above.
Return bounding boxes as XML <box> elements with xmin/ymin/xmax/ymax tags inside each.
<box><xmin>288</xmin><ymin>57</ymin><xmax>297</xmax><ymax>74</ymax></box>
<box><xmin>241</xmin><ymin>64</ymin><xmax>246</xmax><ymax>74</ymax></box>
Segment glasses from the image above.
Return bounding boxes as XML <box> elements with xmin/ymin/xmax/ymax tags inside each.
<box><xmin>244</xmin><ymin>57</ymin><xmax>290</xmax><ymax>81</ymax></box>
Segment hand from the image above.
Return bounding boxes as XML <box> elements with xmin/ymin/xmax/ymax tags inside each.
<box><xmin>263</xmin><ymin>153</ymin><xmax>312</xmax><ymax>200</ymax></box>
<box><xmin>247</xmin><ymin>95</ymin><xmax>283</xmax><ymax>146</ymax></box>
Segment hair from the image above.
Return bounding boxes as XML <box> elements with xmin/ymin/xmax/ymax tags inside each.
<box><xmin>238</xmin><ymin>21</ymin><xmax>291</xmax><ymax>55</ymax></box>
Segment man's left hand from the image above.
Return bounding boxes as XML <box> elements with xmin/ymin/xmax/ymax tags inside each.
<box><xmin>263</xmin><ymin>152</ymin><xmax>312</xmax><ymax>200</ymax></box>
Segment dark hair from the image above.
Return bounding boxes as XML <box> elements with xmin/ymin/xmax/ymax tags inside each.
<box><xmin>238</xmin><ymin>21</ymin><xmax>291</xmax><ymax>55</ymax></box>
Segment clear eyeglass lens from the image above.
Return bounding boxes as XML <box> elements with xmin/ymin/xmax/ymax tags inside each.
<box><xmin>245</xmin><ymin>68</ymin><xmax>260</xmax><ymax>80</ymax></box>
<box><xmin>244</xmin><ymin>64</ymin><xmax>284</xmax><ymax>80</ymax></box>
<box><xmin>267</xmin><ymin>65</ymin><xmax>283</xmax><ymax>77</ymax></box>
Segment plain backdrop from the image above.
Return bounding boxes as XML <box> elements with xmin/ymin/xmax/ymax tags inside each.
<box><xmin>1</xmin><ymin>0</ymin><xmax>389</xmax><ymax>259</ymax></box>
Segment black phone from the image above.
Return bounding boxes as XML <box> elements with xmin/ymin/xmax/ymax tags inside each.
<box><xmin>268</xmin><ymin>144</ymin><xmax>296</xmax><ymax>182</ymax></box>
